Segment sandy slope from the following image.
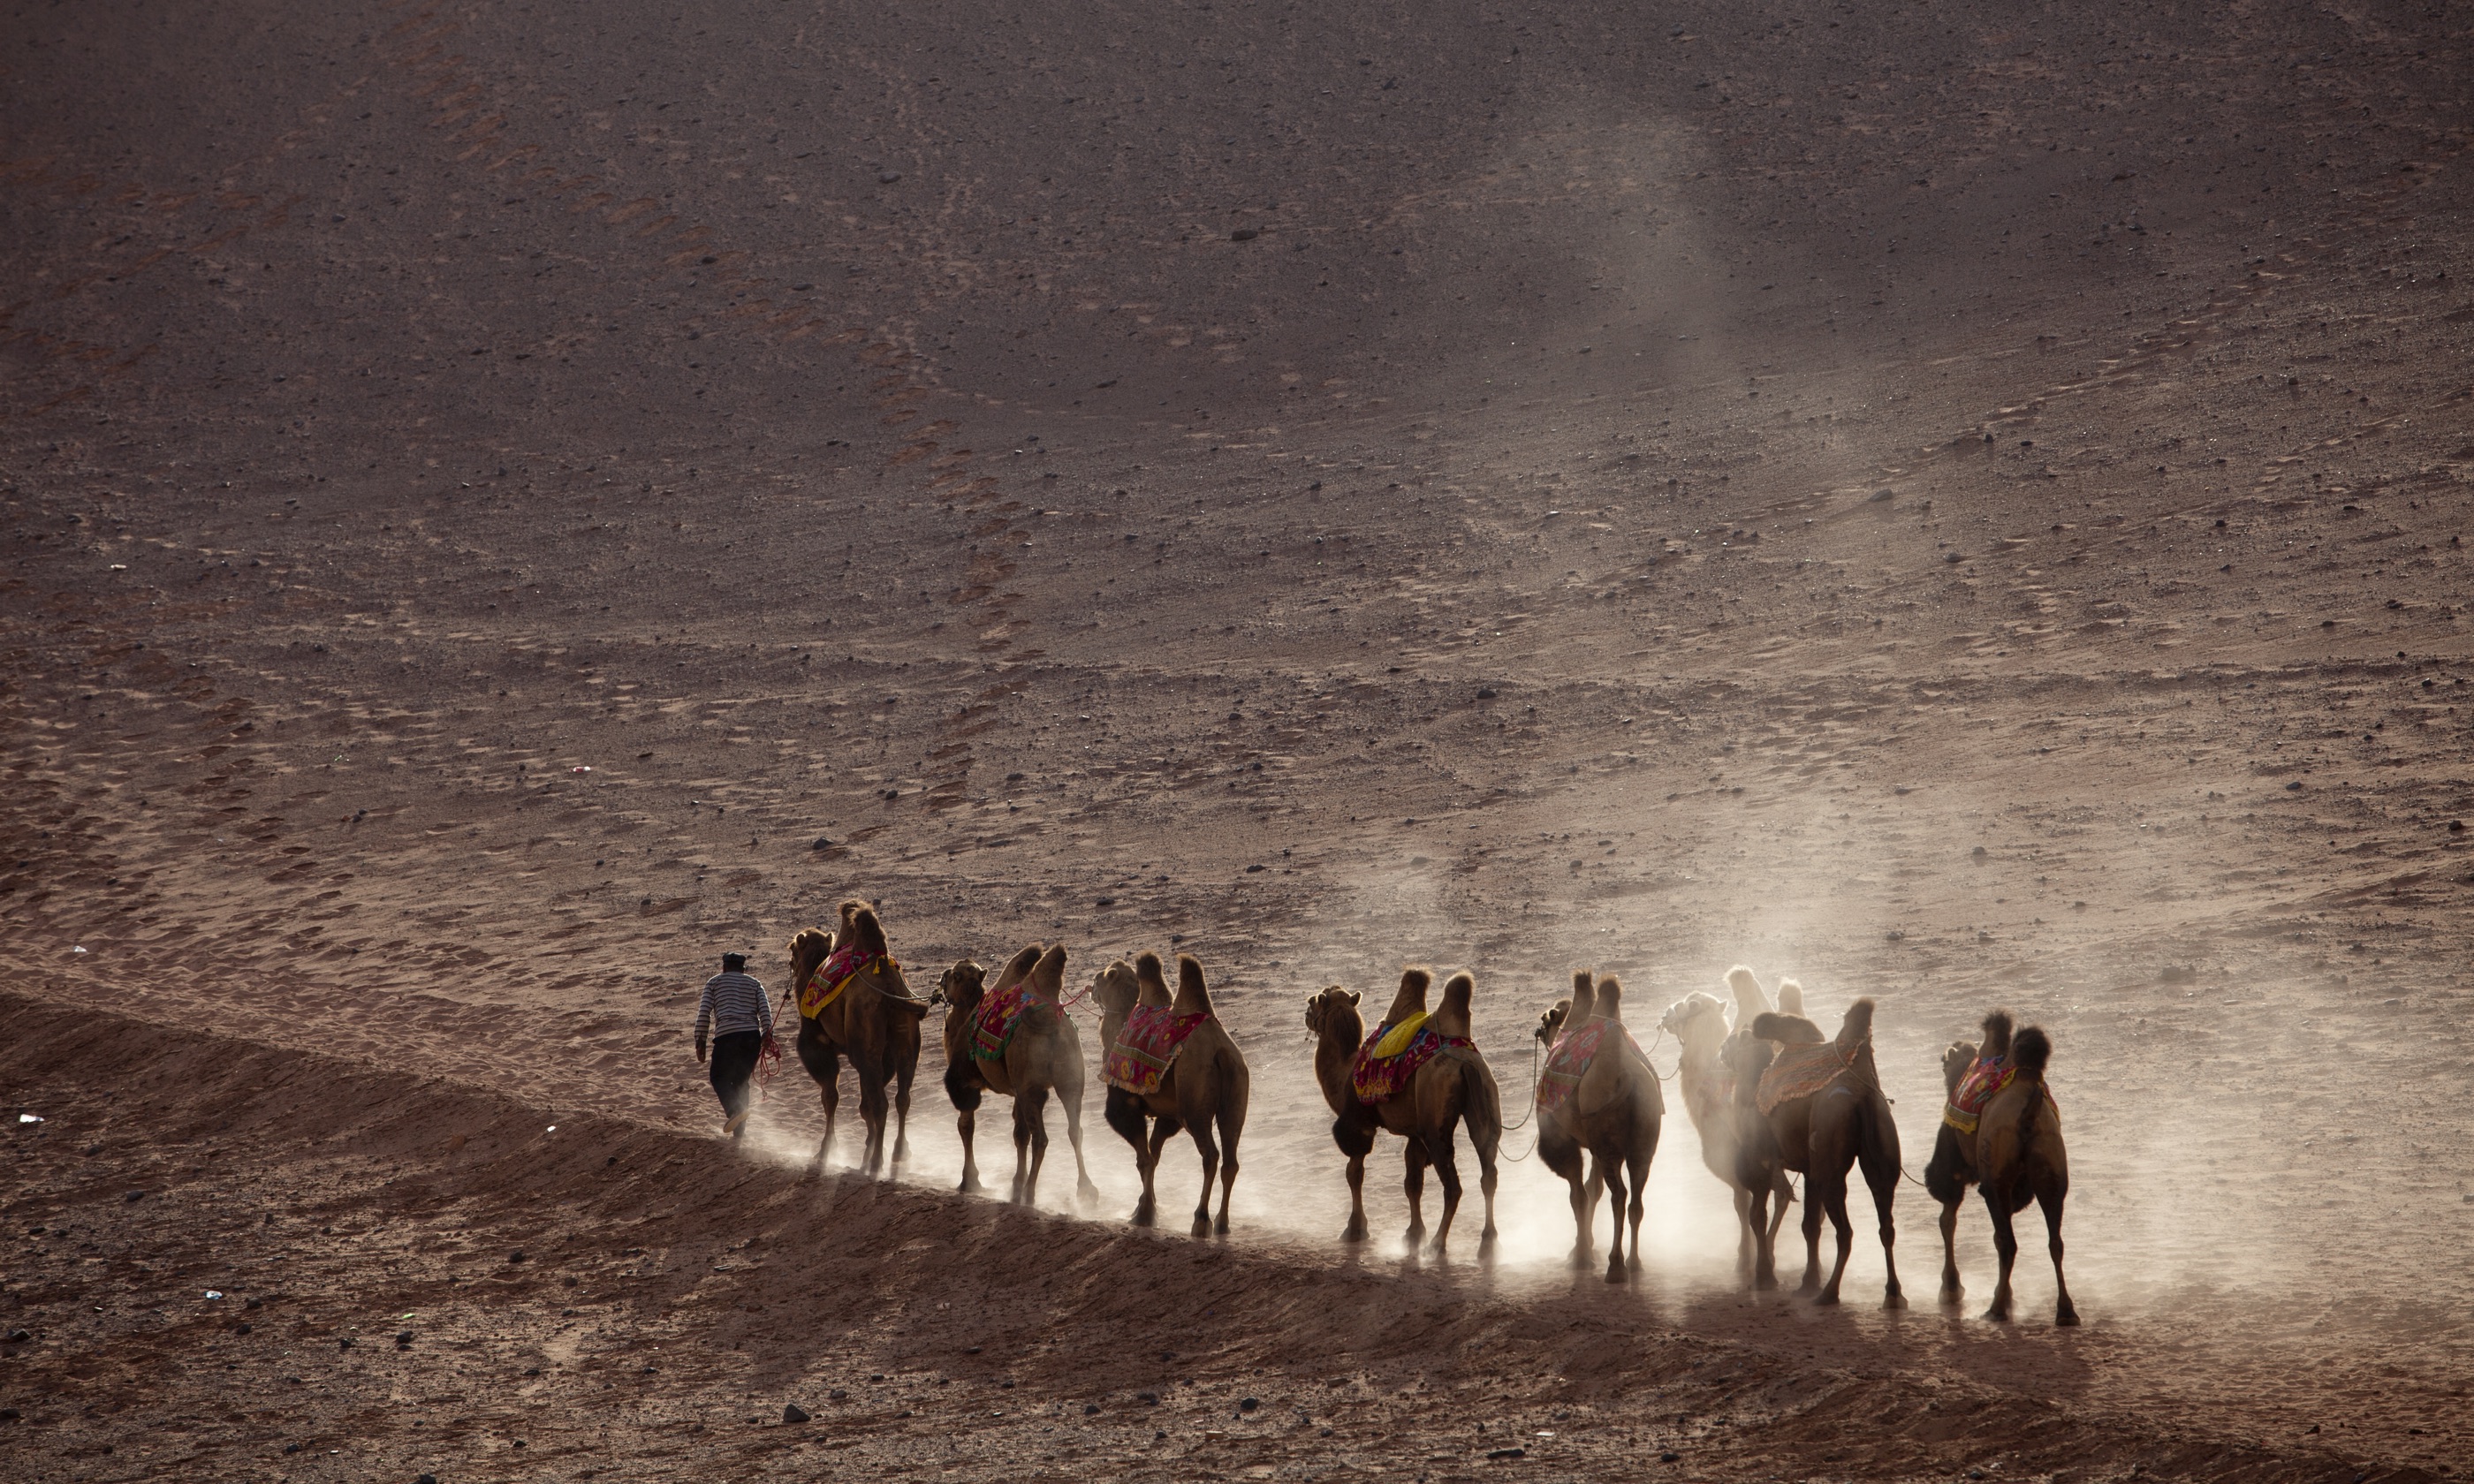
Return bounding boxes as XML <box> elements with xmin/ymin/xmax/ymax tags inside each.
<box><xmin>5</xmin><ymin>0</ymin><xmax>2473</xmax><ymax>1480</ymax></box>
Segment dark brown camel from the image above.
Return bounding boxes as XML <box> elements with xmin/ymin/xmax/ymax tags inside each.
<box><xmin>1725</xmin><ymin>996</ymin><xmax>1907</xmax><ymax>1307</ymax></box>
<box><xmin>1532</xmin><ymin>970</ymin><xmax>1664</xmax><ymax>1283</ymax></box>
<box><xmin>1924</xmin><ymin>1011</ymin><xmax>2076</xmax><ymax>1324</ymax></box>
<box><xmin>936</xmin><ymin>942</ymin><xmax>1099</xmax><ymax>1208</ymax></box>
<box><xmin>783</xmin><ymin>901</ymin><xmax>929</xmax><ymax>1177</ymax></box>
<box><xmin>1094</xmin><ymin>951</ymin><xmax>1251</xmax><ymax>1236</ymax></box>
<box><xmin>1304</xmin><ymin>969</ymin><xmax>1502</xmax><ymax>1257</ymax></box>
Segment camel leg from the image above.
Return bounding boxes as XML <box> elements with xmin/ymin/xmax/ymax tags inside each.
<box><xmin>1402</xmin><ymin>1140</ymin><xmax>1431</xmax><ymax>1249</ymax></box>
<box><xmin>1746</xmin><ymin>1181</ymin><xmax>1778</xmax><ymax>1291</ymax></box>
<box><xmin>1104</xmin><ymin>1092</ymin><xmax>1158</xmax><ymax>1226</ymax></box>
<box><xmin>1734</xmin><ymin>1185</ymin><xmax>1755</xmax><ymax>1276</ymax></box>
<box><xmin>1982</xmin><ymin>1188</ymin><xmax>2020</xmax><ymax>1322</ymax></box>
<box><xmin>1060</xmin><ymin>1078</ymin><xmax>1101</xmax><ymax>1207</ymax></box>
<box><xmin>1767</xmin><ymin>1172</ymin><xmax>1795</xmax><ymax>1254</ymax></box>
<box><xmin>1598</xmin><ymin>1155</ymin><xmax>1628</xmax><ymax>1285</ymax></box>
<box><xmin>2040</xmin><ymin>1186</ymin><xmax>2078</xmax><ymax>1327</ymax></box>
<box><xmin>1812</xmin><ymin>1170</ymin><xmax>1855</xmax><ymax>1304</ymax></box>
<box><xmin>1938</xmin><ymin>1199</ymin><xmax>1964</xmax><ymax>1304</ymax></box>
<box><xmin>1426</xmin><ymin>1133</ymin><xmax>1465</xmax><ymax>1259</ymax></box>
<box><xmin>1566</xmin><ymin>1165</ymin><xmax>1594</xmax><ymax>1269</ymax></box>
<box><xmin>812</xmin><ymin>1052</ymin><xmax>843</xmax><ymax>1175</ymax></box>
<box><xmin>1337</xmin><ymin>1120</ymin><xmax>1372</xmax><ymax>1242</ymax></box>
<box><xmin>1210</xmin><ymin>1102</ymin><xmax>1241</xmax><ymax>1237</ymax></box>
<box><xmin>1624</xmin><ymin>1151</ymin><xmax>1651</xmax><ymax>1276</ymax></box>
<box><xmin>858</xmin><ymin>1070</ymin><xmax>890</xmax><ymax>1178</ymax></box>
<box><xmin>956</xmin><ymin>1105</ymin><xmax>982</xmax><ymax>1192</ymax></box>
<box><xmin>1860</xmin><ymin>1140</ymin><xmax>1906</xmax><ymax>1310</ymax></box>
<box><xmin>1014</xmin><ymin>1084</ymin><xmax>1050</xmax><ymax>1207</ymax></box>
<box><xmin>1187</xmin><ymin>1115</ymin><xmax>1221</xmax><ymax>1239</ymax></box>
<box><xmin>1798</xmin><ymin>1176</ymin><xmax>1827</xmax><ymax>1294</ymax></box>
<box><xmin>1473</xmin><ymin>1125</ymin><xmax>1500</xmax><ymax>1253</ymax></box>
<box><xmin>891</xmin><ymin>1058</ymin><xmax>914</xmax><ymax>1170</ymax></box>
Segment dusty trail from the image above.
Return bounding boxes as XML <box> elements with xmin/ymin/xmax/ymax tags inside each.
<box><xmin>7</xmin><ymin>0</ymin><xmax>2474</xmax><ymax>1479</ymax></box>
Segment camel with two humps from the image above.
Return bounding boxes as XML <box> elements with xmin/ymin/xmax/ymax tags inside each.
<box><xmin>1924</xmin><ymin>1010</ymin><xmax>2077</xmax><ymax>1325</ymax></box>
<box><xmin>937</xmin><ymin>943</ymin><xmax>1100</xmax><ymax>1208</ymax></box>
<box><xmin>784</xmin><ymin>901</ymin><xmax>929</xmax><ymax>1177</ymax></box>
<box><xmin>1532</xmin><ymin>970</ymin><xmax>1662</xmax><ymax>1282</ymax></box>
<box><xmin>1094</xmin><ymin>951</ymin><xmax>1251</xmax><ymax>1236</ymax></box>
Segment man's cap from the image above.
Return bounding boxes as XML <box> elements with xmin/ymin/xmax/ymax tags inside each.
<box><xmin>721</xmin><ymin>951</ymin><xmax>749</xmax><ymax>970</ymax></box>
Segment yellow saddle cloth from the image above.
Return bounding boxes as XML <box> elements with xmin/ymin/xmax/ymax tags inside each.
<box><xmin>1366</xmin><ymin>1011</ymin><xmax>1429</xmax><ymax>1060</ymax></box>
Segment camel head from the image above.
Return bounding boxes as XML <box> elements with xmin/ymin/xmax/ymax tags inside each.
<box><xmin>1750</xmin><ymin>1011</ymin><xmax>1826</xmax><ymax>1046</ymax></box>
<box><xmin>938</xmin><ymin>958</ymin><xmax>987</xmax><ymax>1013</ymax></box>
<box><xmin>1774</xmin><ymin>978</ymin><xmax>1805</xmax><ymax>1017</ymax></box>
<box><xmin>1941</xmin><ymin>1039</ymin><xmax>1979</xmax><ymax>1094</ymax></box>
<box><xmin>1135</xmin><ymin>950</ymin><xmax>1172</xmax><ymax>1008</ymax></box>
<box><xmin>1725</xmin><ymin>964</ymin><xmax>1772</xmax><ymax>1025</ymax></box>
<box><xmin>1660</xmin><ymin>991</ymin><xmax>1730</xmax><ymax>1047</ymax></box>
<box><xmin>1093</xmin><ymin>959</ymin><xmax>1142</xmax><ymax>1020</ymax></box>
<box><xmin>786</xmin><ymin>927</ymin><xmax>835</xmax><ymax>989</ymax></box>
<box><xmin>1172</xmin><ymin>953</ymin><xmax>1215</xmax><ymax>1016</ymax></box>
<box><xmin>1534</xmin><ymin>999</ymin><xmax>1571</xmax><ymax>1044</ymax></box>
<box><xmin>1977</xmin><ymin>1008</ymin><xmax>2015</xmax><ymax>1063</ymax></box>
<box><xmin>1378</xmin><ymin>966</ymin><xmax>1433</xmax><ymax>1029</ymax></box>
<box><xmin>1304</xmin><ymin>984</ymin><xmax>1364</xmax><ymax>1048</ymax></box>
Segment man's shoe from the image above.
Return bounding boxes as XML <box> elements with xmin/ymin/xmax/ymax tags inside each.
<box><xmin>725</xmin><ymin>1109</ymin><xmax>751</xmax><ymax>1137</ymax></box>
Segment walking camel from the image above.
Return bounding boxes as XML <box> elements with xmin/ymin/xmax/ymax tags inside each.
<box><xmin>1532</xmin><ymin>970</ymin><xmax>1663</xmax><ymax>1283</ymax></box>
<box><xmin>1093</xmin><ymin>951</ymin><xmax>1251</xmax><ymax>1236</ymax></box>
<box><xmin>784</xmin><ymin>901</ymin><xmax>929</xmax><ymax>1176</ymax></box>
<box><xmin>936</xmin><ymin>943</ymin><xmax>1100</xmax><ymax>1207</ymax></box>
<box><xmin>1924</xmin><ymin>1010</ymin><xmax>2077</xmax><ymax>1325</ymax></box>
<box><xmin>1304</xmin><ymin>968</ymin><xmax>1502</xmax><ymax>1257</ymax></box>
<box><xmin>1725</xmin><ymin>996</ymin><xmax>1908</xmax><ymax>1307</ymax></box>
<box><xmin>1658</xmin><ymin>987</ymin><xmax>1795</xmax><ymax>1276</ymax></box>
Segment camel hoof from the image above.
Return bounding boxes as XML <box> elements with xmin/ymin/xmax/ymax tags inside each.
<box><xmin>1983</xmin><ymin>1306</ymin><xmax>2012</xmax><ymax>1323</ymax></box>
<box><xmin>1189</xmin><ymin>1215</ymin><xmax>1211</xmax><ymax>1239</ymax></box>
<box><xmin>1883</xmin><ymin>1291</ymin><xmax>1909</xmax><ymax>1311</ymax></box>
<box><xmin>1213</xmin><ymin>1215</ymin><xmax>1231</xmax><ymax>1237</ymax></box>
<box><xmin>2055</xmin><ymin>1305</ymin><xmax>2081</xmax><ymax>1328</ymax></box>
<box><xmin>1130</xmin><ymin>1201</ymin><xmax>1156</xmax><ymax>1228</ymax></box>
<box><xmin>1627</xmin><ymin>1252</ymin><xmax>1643</xmax><ymax>1274</ymax></box>
<box><xmin>1076</xmin><ymin>1180</ymin><xmax>1101</xmax><ymax>1208</ymax></box>
<box><xmin>1754</xmin><ymin>1272</ymin><xmax>1779</xmax><ymax>1292</ymax></box>
<box><xmin>1340</xmin><ymin>1223</ymin><xmax>1368</xmax><ymax>1245</ymax></box>
<box><xmin>1812</xmin><ymin>1290</ymin><xmax>1841</xmax><ymax>1307</ymax></box>
<box><xmin>1605</xmin><ymin>1259</ymin><xmax>1627</xmax><ymax>1285</ymax></box>
<box><xmin>1939</xmin><ymin>1284</ymin><xmax>1964</xmax><ymax>1306</ymax></box>
<box><xmin>958</xmin><ymin>1175</ymin><xmax>983</xmax><ymax>1195</ymax></box>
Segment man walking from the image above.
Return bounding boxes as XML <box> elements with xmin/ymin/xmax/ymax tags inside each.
<box><xmin>694</xmin><ymin>950</ymin><xmax>775</xmax><ymax>1139</ymax></box>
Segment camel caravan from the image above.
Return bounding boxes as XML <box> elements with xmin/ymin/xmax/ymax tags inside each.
<box><xmin>768</xmin><ymin>902</ymin><xmax>2076</xmax><ymax>1323</ymax></box>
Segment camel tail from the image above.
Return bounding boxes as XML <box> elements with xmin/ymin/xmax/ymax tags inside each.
<box><xmin>1835</xmin><ymin>996</ymin><xmax>1877</xmax><ymax>1052</ymax></box>
<box><xmin>1174</xmin><ymin>953</ymin><xmax>1215</xmax><ymax>1015</ymax></box>
<box><xmin>2012</xmin><ymin>1025</ymin><xmax>2052</xmax><ymax>1079</ymax></box>
<box><xmin>1980</xmin><ymin>1008</ymin><xmax>2015</xmax><ymax>1061</ymax></box>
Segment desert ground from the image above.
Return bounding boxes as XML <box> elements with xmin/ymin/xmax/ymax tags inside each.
<box><xmin>4</xmin><ymin>1</ymin><xmax>2472</xmax><ymax>1480</ymax></box>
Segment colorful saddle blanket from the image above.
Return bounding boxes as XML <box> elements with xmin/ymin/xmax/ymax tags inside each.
<box><xmin>968</xmin><ymin>979</ymin><xmax>1044</xmax><ymax>1062</ymax></box>
<box><xmin>1756</xmin><ymin>1040</ymin><xmax>1856</xmax><ymax>1115</ymax></box>
<box><xmin>1350</xmin><ymin>1021</ymin><xmax>1474</xmax><ymax>1106</ymax></box>
<box><xmin>1536</xmin><ymin>1018</ymin><xmax>1642</xmax><ymax>1117</ymax></box>
<box><xmin>1104</xmin><ymin>1005</ymin><xmax>1210</xmax><ymax>1095</ymax></box>
<box><xmin>1942</xmin><ymin>1056</ymin><xmax>2055</xmax><ymax>1135</ymax></box>
<box><xmin>801</xmin><ymin>944</ymin><xmax>891</xmax><ymax>1020</ymax></box>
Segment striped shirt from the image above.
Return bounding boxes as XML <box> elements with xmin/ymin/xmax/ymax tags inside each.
<box><xmin>695</xmin><ymin>971</ymin><xmax>774</xmax><ymax>1041</ymax></box>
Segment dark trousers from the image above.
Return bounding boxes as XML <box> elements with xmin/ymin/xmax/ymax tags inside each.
<box><xmin>709</xmin><ymin>1030</ymin><xmax>764</xmax><ymax>1128</ymax></box>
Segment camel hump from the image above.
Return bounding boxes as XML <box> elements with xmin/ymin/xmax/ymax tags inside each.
<box><xmin>1432</xmin><ymin>971</ymin><xmax>1476</xmax><ymax>1039</ymax></box>
<box><xmin>1172</xmin><ymin>953</ymin><xmax>1214</xmax><ymax>1016</ymax></box>
<box><xmin>1380</xmin><ymin>966</ymin><xmax>1433</xmax><ymax>1027</ymax></box>
<box><xmin>1774</xmin><ymin>978</ymin><xmax>1804</xmax><ymax>1016</ymax></box>
<box><xmin>849</xmin><ymin>905</ymin><xmax>890</xmax><ymax>955</ymax></box>
<box><xmin>1567</xmin><ymin>970</ymin><xmax>1597</xmax><ymax>1027</ymax></box>
<box><xmin>1593</xmin><ymin>975</ymin><xmax>1624</xmax><ymax>1023</ymax></box>
<box><xmin>1135</xmin><ymin>951</ymin><xmax>1172</xmax><ymax>1007</ymax></box>
<box><xmin>993</xmin><ymin>942</ymin><xmax>1042</xmax><ymax>992</ymax></box>
<box><xmin>1029</xmin><ymin>943</ymin><xmax>1068</xmax><ymax>998</ymax></box>
<box><xmin>1979</xmin><ymin>1008</ymin><xmax>2015</xmax><ymax>1061</ymax></box>
<box><xmin>1750</xmin><ymin>1011</ymin><xmax>1824</xmax><ymax>1044</ymax></box>
<box><xmin>1835</xmin><ymin>996</ymin><xmax>1877</xmax><ymax>1052</ymax></box>
<box><xmin>2012</xmin><ymin>1025</ymin><xmax>2052</xmax><ymax>1079</ymax></box>
<box><xmin>1725</xmin><ymin>964</ymin><xmax>1770</xmax><ymax>1024</ymax></box>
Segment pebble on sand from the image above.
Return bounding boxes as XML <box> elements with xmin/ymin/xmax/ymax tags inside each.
<box><xmin>783</xmin><ymin>1403</ymin><xmax>811</xmax><ymax>1423</ymax></box>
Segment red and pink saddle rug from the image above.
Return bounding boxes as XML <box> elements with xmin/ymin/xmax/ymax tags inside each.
<box><xmin>968</xmin><ymin>979</ymin><xmax>1043</xmax><ymax>1062</ymax></box>
<box><xmin>1104</xmin><ymin>1005</ymin><xmax>1210</xmax><ymax>1095</ymax></box>
<box><xmin>1350</xmin><ymin>1025</ymin><xmax>1474</xmax><ymax>1106</ymax></box>
<box><xmin>1536</xmin><ymin>1018</ymin><xmax>1642</xmax><ymax>1117</ymax></box>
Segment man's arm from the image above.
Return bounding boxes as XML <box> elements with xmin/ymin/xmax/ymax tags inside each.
<box><xmin>694</xmin><ymin>979</ymin><xmax>715</xmax><ymax>1063</ymax></box>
